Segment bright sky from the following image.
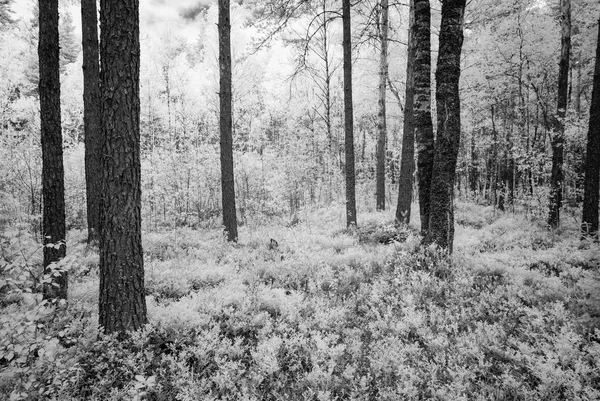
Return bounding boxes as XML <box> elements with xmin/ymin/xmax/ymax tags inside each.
<box><xmin>10</xmin><ymin>0</ymin><xmax>213</xmax><ymax>41</ymax></box>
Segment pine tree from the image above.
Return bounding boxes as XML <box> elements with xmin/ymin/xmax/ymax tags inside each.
<box><xmin>548</xmin><ymin>0</ymin><xmax>571</xmax><ymax>228</ymax></box>
<box><xmin>218</xmin><ymin>0</ymin><xmax>238</xmax><ymax>242</ymax></box>
<box><xmin>343</xmin><ymin>0</ymin><xmax>357</xmax><ymax>227</ymax></box>
<box><xmin>396</xmin><ymin>0</ymin><xmax>415</xmax><ymax>224</ymax></box>
<box><xmin>423</xmin><ymin>0</ymin><xmax>466</xmax><ymax>252</ymax></box>
<box><xmin>81</xmin><ymin>0</ymin><xmax>101</xmax><ymax>243</ymax></box>
<box><xmin>99</xmin><ymin>0</ymin><xmax>147</xmax><ymax>334</ymax></box>
<box><xmin>413</xmin><ymin>0</ymin><xmax>434</xmax><ymax>234</ymax></box>
<box><xmin>581</xmin><ymin>15</ymin><xmax>600</xmax><ymax>239</ymax></box>
<box><xmin>39</xmin><ymin>0</ymin><xmax>67</xmax><ymax>300</ymax></box>
<box><xmin>376</xmin><ymin>0</ymin><xmax>389</xmax><ymax>211</ymax></box>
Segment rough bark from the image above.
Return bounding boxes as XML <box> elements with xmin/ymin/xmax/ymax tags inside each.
<box><xmin>99</xmin><ymin>0</ymin><xmax>147</xmax><ymax>334</ymax></box>
<box><xmin>81</xmin><ymin>0</ymin><xmax>102</xmax><ymax>243</ymax></box>
<box><xmin>376</xmin><ymin>0</ymin><xmax>388</xmax><ymax>211</ymax></box>
<box><xmin>219</xmin><ymin>0</ymin><xmax>238</xmax><ymax>241</ymax></box>
<box><xmin>396</xmin><ymin>0</ymin><xmax>415</xmax><ymax>224</ymax></box>
<box><xmin>581</xmin><ymin>16</ymin><xmax>600</xmax><ymax>238</ymax></box>
<box><xmin>343</xmin><ymin>0</ymin><xmax>357</xmax><ymax>227</ymax></box>
<box><xmin>548</xmin><ymin>0</ymin><xmax>571</xmax><ymax>229</ymax></box>
<box><xmin>413</xmin><ymin>0</ymin><xmax>434</xmax><ymax>233</ymax></box>
<box><xmin>423</xmin><ymin>0</ymin><xmax>466</xmax><ymax>252</ymax></box>
<box><xmin>39</xmin><ymin>0</ymin><xmax>67</xmax><ymax>301</ymax></box>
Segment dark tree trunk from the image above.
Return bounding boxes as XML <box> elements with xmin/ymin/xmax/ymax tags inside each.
<box><xmin>423</xmin><ymin>0</ymin><xmax>466</xmax><ymax>252</ymax></box>
<box><xmin>39</xmin><ymin>0</ymin><xmax>67</xmax><ymax>301</ymax></box>
<box><xmin>396</xmin><ymin>0</ymin><xmax>415</xmax><ymax>224</ymax></box>
<box><xmin>219</xmin><ymin>0</ymin><xmax>238</xmax><ymax>241</ymax></box>
<box><xmin>99</xmin><ymin>0</ymin><xmax>147</xmax><ymax>335</ymax></box>
<box><xmin>343</xmin><ymin>0</ymin><xmax>357</xmax><ymax>227</ymax></box>
<box><xmin>81</xmin><ymin>0</ymin><xmax>101</xmax><ymax>244</ymax></box>
<box><xmin>469</xmin><ymin>133</ymin><xmax>478</xmax><ymax>195</ymax></box>
<box><xmin>582</xmin><ymin>16</ymin><xmax>600</xmax><ymax>238</ymax></box>
<box><xmin>413</xmin><ymin>0</ymin><xmax>434</xmax><ymax>232</ymax></box>
<box><xmin>376</xmin><ymin>0</ymin><xmax>389</xmax><ymax>211</ymax></box>
<box><xmin>548</xmin><ymin>0</ymin><xmax>571</xmax><ymax>228</ymax></box>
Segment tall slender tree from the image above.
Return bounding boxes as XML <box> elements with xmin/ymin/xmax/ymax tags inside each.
<box><xmin>548</xmin><ymin>0</ymin><xmax>571</xmax><ymax>228</ymax></box>
<box><xmin>413</xmin><ymin>0</ymin><xmax>434</xmax><ymax>234</ymax></box>
<box><xmin>423</xmin><ymin>0</ymin><xmax>466</xmax><ymax>252</ymax></box>
<box><xmin>39</xmin><ymin>0</ymin><xmax>67</xmax><ymax>300</ymax></box>
<box><xmin>99</xmin><ymin>0</ymin><xmax>147</xmax><ymax>334</ymax></box>
<box><xmin>219</xmin><ymin>0</ymin><xmax>238</xmax><ymax>241</ymax></box>
<box><xmin>81</xmin><ymin>0</ymin><xmax>101</xmax><ymax>243</ymax></box>
<box><xmin>343</xmin><ymin>0</ymin><xmax>357</xmax><ymax>227</ymax></box>
<box><xmin>581</xmin><ymin>16</ymin><xmax>600</xmax><ymax>239</ymax></box>
<box><xmin>396</xmin><ymin>0</ymin><xmax>415</xmax><ymax>224</ymax></box>
<box><xmin>376</xmin><ymin>0</ymin><xmax>389</xmax><ymax>211</ymax></box>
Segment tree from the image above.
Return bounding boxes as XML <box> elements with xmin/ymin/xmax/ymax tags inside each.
<box><xmin>424</xmin><ymin>0</ymin><xmax>466</xmax><ymax>252</ymax></box>
<box><xmin>548</xmin><ymin>0</ymin><xmax>571</xmax><ymax>228</ymax></box>
<box><xmin>343</xmin><ymin>0</ymin><xmax>357</xmax><ymax>227</ymax></box>
<box><xmin>219</xmin><ymin>0</ymin><xmax>238</xmax><ymax>241</ymax></box>
<box><xmin>376</xmin><ymin>0</ymin><xmax>389</xmax><ymax>211</ymax></box>
<box><xmin>81</xmin><ymin>0</ymin><xmax>101</xmax><ymax>243</ymax></box>
<box><xmin>99</xmin><ymin>0</ymin><xmax>147</xmax><ymax>334</ymax></box>
<box><xmin>581</xmin><ymin>15</ymin><xmax>600</xmax><ymax>238</ymax></box>
<box><xmin>39</xmin><ymin>0</ymin><xmax>67</xmax><ymax>300</ymax></box>
<box><xmin>396</xmin><ymin>0</ymin><xmax>415</xmax><ymax>224</ymax></box>
<box><xmin>413</xmin><ymin>0</ymin><xmax>434</xmax><ymax>233</ymax></box>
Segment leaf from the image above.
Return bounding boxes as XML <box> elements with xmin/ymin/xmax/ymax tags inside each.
<box><xmin>135</xmin><ymin>375</ymin><xmax>145</xmax><ymax>382</ymax></box>
<box><xmin>5</xmin><ymin>351</ymin><xmax>14</xmax><ymax>361</ymax></box>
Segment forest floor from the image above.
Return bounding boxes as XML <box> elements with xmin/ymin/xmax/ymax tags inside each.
<box><xmin>1</xmin><ymin>202</ymin><xmax>600</xmax><ymax>400</ymax></box>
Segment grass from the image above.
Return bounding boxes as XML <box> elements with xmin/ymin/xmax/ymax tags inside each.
<box><xmin>1</xmin><ymin>202</ymin><xmax>600</xmax><ymax>400</ymax></box>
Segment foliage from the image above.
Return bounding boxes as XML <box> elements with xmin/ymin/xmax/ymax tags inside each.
<box><xmin>1</xmin><ymin>205</ymin><xmax>600</xmax><ymax>400</ymax></box>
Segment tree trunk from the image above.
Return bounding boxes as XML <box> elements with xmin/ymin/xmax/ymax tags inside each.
<box><xmin>343</xmin><ymin>0</ymin><xmax>357</xmax><ymax>227</ymax></box>
<box><xmin>548</xmin><ymin>0</ymin><xmax>571</xmax><ymax>228</ymax></box>
<box><xmin>423</xmin><ymin>0</ymin><xmax>466</xmax><ymax>252</ymax></box>
<box><xmin>99</xmin><ymin>0</ymin><xmax>147</xmax><ymax>335</ymax></box>
<box><xmin>581</xmin><ymin>16</ymin><xmax>600</xmax><ymax>238</ymax></box>
<box><xmin>396</xmin><ymin>0</ymin><xmax>415</xmax><ymax>224</ymax></box>
<box><xmin>413</xmin><ymin>0</ymin><xmax>434</xmax><ymax>232</ymax></box>
<box><xmin>39</xmin><ymin>0</ymin><xmax>67</xmax><ymax>301</ymax></box>
<box><xmin>469</xmin><ymin>133</ymin><xmax>478</xmax><ymax>195</ymax></box>
<box><xmin>81</xmin><ymin>0</ymin><xmax>101</xmax><ymax>244</ymax></box>
<box><xmin>376</xmin><ymin>0</ymin><xmax>389</xmax><ymax>211</ymax></box>
<box><xmin>219</xmin><ymin>0</ymin><xmax>238</xmax><ymax>241</ymax></box>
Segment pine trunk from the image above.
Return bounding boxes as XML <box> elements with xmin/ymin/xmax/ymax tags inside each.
<box><xmin>396</xmin><ymin>0</ymin><xmax>415</xmax><ymax>224</ymax></box>
<box><xmin>219</xmin><ymin>0</ymin><xmax>238</xmax><ymax>241</ymax></box>
<box><xmin>99</xmin><ymin>0</ymin><xmax>147</xmax><ymax>334</ymax></box>
<box><xmin>423</xmin><ymin>0</ymin><xmax>466</xmax><ymax>252</ymax></box>
<box><xmin>581</xmin><ymin>16</ymin><xmax>600</xmax><ymax>238</ymax></box>
<box><xmin>81</xmin><ymin>0</ymin><xmax>102</xmax><ymax>243</ymax></box>
<box><xmin>548</xmin><ymin>0</ymin><xmax>571</xmax><ymax>228</ymax></box>
<box><xmin>376</xmin><ymin>0</ymin><xmax>388</xmax><ymax>211</ymax></box>
<box><xmin>39</xmin><ymin>0</ymin><xmax>67</xmax><ymax>301</ymax></box>
<box><xmin>343</xmin><ymin>0</ymin><xmax>357</xmax><ymax>227</ymax></box>
<box><xmin>413</xmin><ymin>0</ymin><xmax>434</xmax><ymax>232</ymax></box>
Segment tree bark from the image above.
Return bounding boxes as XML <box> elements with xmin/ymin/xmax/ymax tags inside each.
<box><xmin>39</xmin><ymin>0</ymin><xmax>67</xmax><ymax>301</ymax></box>
<box><xmin>423</xmin><ymin>0</ymin><xmax>466</xmax><ymax>252</ymax></box>
<box><xmin>81</xmin><ymin>0</ymin><xmax>101</xmax><ymax>243</ymax></box>
<box><xmin>376</xmin><ymin>0</ymin><xmax>388</xmax><ymax>211</ymax></box>
<box><xmin>548</xmin><ymin>0</ymin><xmax>571</xmax><ymax>228</ymax></box>
<box><xmin>396</xmin><ymin>0</ymin><xmax>415</xmax><ymax>224</ymax></box>
<box><xmin>581</xmin><ymin>16</ymin><xmax>600</xmax><ymax>238</ymax></box>
<box><xmin>99</xmin><ymin>0</ymin><xmax>147</xmax><ymax>334</ymax></box>
<box><xmin>219</xmin><ymin>0</ymin><xmax>238</xmax><ymax>241</ymax></box>
<box><xmin>343</xmin><ymin>0</ymin><xmax>357</xmax><ymax>227</ymax></box>
<box><xmin>413</xmin><ymin>0</ymin><xmax>434</xmax><ymax>232</ymax></box>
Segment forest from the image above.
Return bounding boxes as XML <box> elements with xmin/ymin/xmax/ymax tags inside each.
<box><xmin>1</xmin><ymin>0</ymin><xmax>600</xmax><ymax>399</ymax></box>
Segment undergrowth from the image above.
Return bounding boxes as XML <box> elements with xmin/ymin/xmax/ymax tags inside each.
<box><xmin>1</xmin><ymin>204</ymin><xmax>599</xmax><ymax>400</ymax></box>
